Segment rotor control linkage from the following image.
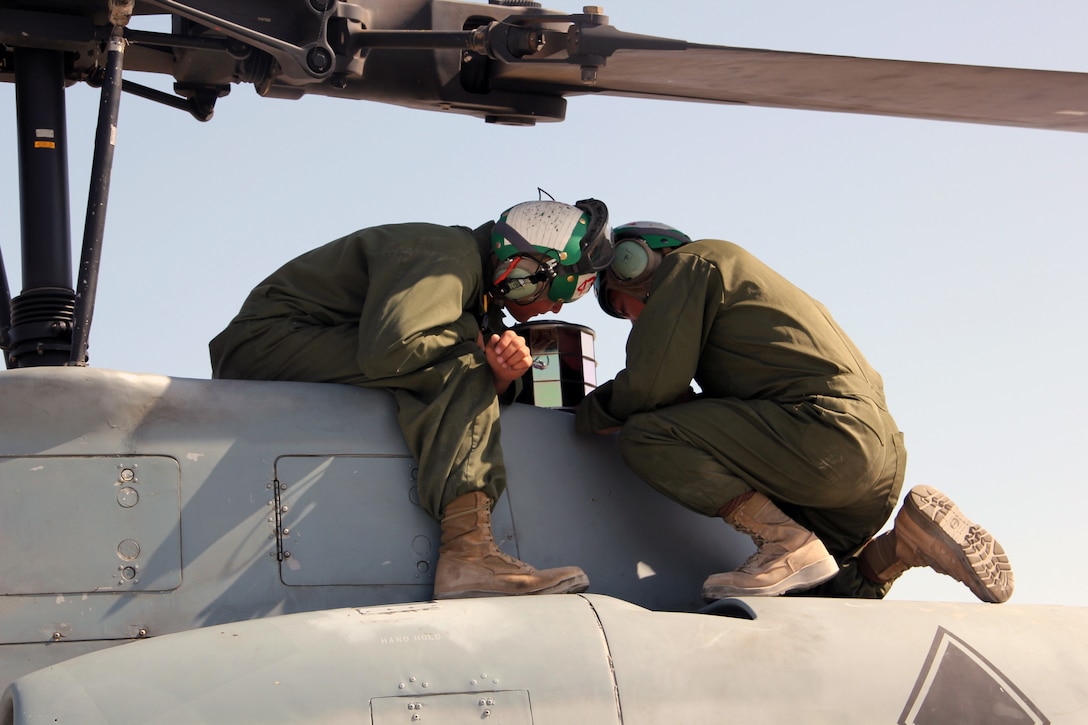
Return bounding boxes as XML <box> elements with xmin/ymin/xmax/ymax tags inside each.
<box><xmin>469</xmin><ymin>8</ymin><xmax>691</xmax><ymax>83</ymax></box>
<box><xmin>139</xmin><ymin>2</ymin><xmax>689</xmax><ymax>93</ymax></box>
<box><xmin>142</xmin><ymin>0</ymin><xmax>338</xmax><ymax>80</ymax></box>
<box><xmin>340</xmin><ymin>7</ymin><xmax>689</xmax><ymax>84</ymax></box>
<box><xmin>340</xmin><ymin>25</ymin><xmax>538</xmax><ymax>59</ymax></box>
<box><xmin>0</xmin><ymin>247</ymin><xmax>11</xmax><ymax>367</ymax></box>
<box><xmin>70</xmin><ymin>25</ymin><xmax>127</xmax><ymax>366</ymax></box>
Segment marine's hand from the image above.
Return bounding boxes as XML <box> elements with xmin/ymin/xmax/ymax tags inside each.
<box><xmin>482</xmin><ymin>330</ymin><xmax>532</xmax><ymax>393</ymax></box>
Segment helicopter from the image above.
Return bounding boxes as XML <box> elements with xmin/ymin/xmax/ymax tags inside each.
<box><xmin>2</xmin><ymin>1</ymin><xmax>1087</xmax><ymax>721</ymax></box>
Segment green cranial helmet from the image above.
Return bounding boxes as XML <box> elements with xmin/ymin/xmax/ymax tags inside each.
<box><xmin>490</xmin><ymin>199</ymin><xmax>613</xmax><ymax>303</ymax></box>
<box><xmin>595</xmin><ymin>221</ymin><xmax>692</xmax><ymax>318</ymax></box>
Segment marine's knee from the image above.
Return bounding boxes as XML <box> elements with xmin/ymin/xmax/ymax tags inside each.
<box><xmin>616</xmin><ymin>412</ymin><xmax>680</xmax><ymax>477</ymax></box>
<box><xmin>617</xmin><ymin>411</ymin><xmax>677</xmax><ymax>451</ymax></box>
<box><xmin>615</xmin><ymin>415</ymin><xmax>645</xmax><ymax>460</ymax></box>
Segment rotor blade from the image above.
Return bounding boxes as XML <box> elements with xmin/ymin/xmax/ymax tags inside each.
<box><xmin>489</xmin><ymin>43</ymin><xmax>1088</xmax><ymax>132</ymax></box>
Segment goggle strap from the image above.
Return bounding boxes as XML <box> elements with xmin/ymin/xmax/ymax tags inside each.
<box><xmin>494</xmin><ymin>218</ymin><xmax>597</xmax><ymax>276</ymax></box>
<box><xmin>493</xmin><ymin>220</ymin><xmax>538</xmax><ymax>258</ymax></box>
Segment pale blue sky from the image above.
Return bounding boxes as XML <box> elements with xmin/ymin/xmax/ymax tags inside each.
<box><xmin>2</xmin><ymin>0</ymin><xmax>1086</xmax><ymax>606</ymax></box>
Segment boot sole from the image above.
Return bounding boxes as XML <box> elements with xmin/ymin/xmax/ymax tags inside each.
<box><xmin>899</xmin><ymin>485</ymin><xmax>1014</xmax><ymax>603</ymax></box>
<box><xmin>435</xmin><ymin>573</ymin><xmax>590</xmax><ymax>600</ymax></box>
<box><xmin>702</xmin><ymin>555</ymin><xmax>839</xmax><ymax>600</ymax></box>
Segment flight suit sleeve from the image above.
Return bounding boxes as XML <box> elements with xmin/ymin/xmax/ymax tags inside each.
<box><xmin>576</xmin><ymin>253</ymin><xmax>721</xmax><ymax>433</ymax></box>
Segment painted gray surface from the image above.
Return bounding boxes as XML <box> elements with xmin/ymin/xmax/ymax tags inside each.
<box><xmin>6</xmin><ymin>368</ymin><xmax>1084</xmax><ymax>722</ymax></box>
<box><xmin>0</xmin><ymin>367</ymin><xmax>746</xmax><ymax>689</ymax></box>
<box><xmin>5</xmin><ymin>594</ymin><xmax>1085</xmax><ymax>723</ymax></box>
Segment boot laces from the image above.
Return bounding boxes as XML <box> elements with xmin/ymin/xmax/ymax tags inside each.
<box><xmin>485</xmin><ymin>547</ymin><xmax>536</xmax><ymax>573</ymax></box>
<box><xmin>442</xmin><ymin>501</ymin><xmax>536</xmax><ymax>573</ymax></box>
<box><xmin>735</xmin><ymin>530</ymin><xmax>774</xmax><ymax>572</ymax></box>
<box><xmin>441</xmin><ymin>501</ymin><xmax>491</xmax><ymax>524</ymax></box>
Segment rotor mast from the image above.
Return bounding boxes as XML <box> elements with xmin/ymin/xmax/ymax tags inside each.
<box><xmin>6</xmin><ymin>45</ymin><xmax>75</xmax><ymax>368</ymax></box>
<box><xmin>2</xmin><ymin>5</ymin><xmax>130</xmax><ymax>369</ymax></box>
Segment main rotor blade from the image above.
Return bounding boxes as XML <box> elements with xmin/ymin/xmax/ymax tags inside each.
<box><xmin>490</xmin><ymin>44</ymin><xmax>1088</xmax><ymax>132</ymax></box>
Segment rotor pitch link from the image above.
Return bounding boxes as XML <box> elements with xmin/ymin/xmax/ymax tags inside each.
<box><xmin>140</xmin><ymin>0</ymin><xmax>337</xmax><ymax>80</ymax></box>
<box><xmin>338</xmin><ymin>24</ymin><xmax>541</xmax><ymax>60</ymax></box>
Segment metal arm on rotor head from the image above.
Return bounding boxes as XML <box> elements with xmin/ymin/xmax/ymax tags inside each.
<box><xmin>141</xmin><ymin>0</ymin><xmax>343</xmax><ymax>83</ymax></box>
<box><xmin>70</xmin><ymin>25</ymin><xmax>126</xmax><ymax>367</ymax></box>
<box><xmin>136</xmin><ymin>2</ymin><xmax>679</xmax><ymax>92</ymax></box>
<box><xmin>0</xmin><ymin>247</ymin><xmax>11</xmax><ymax>361</ymax></box>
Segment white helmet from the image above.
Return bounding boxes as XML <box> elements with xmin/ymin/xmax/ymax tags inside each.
<box><xmin>489</xmin><ymin>199</ymin><xmax>613</xmax><ymax>304</ymax></box>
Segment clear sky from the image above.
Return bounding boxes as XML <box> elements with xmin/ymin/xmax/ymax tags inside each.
<box><xmin>2</xmin><ymin>0</ymin><xmax>1086</xmax><ymax>607</ymax></box>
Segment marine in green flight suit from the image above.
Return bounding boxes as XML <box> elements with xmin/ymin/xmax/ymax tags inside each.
<box><xmin>210</xmin><ymin>199</ymin><xmax>615</xmax><ymax>600</ymax></box>
<box><xmin>210</xmin><ymin>221</ymin><xmax>511</xmax><ymax>516</ymax></box>
<box><xmin>579</xmin><ymin>222</ymin><xmax>1013</xmax><ymax>604</ymax></box>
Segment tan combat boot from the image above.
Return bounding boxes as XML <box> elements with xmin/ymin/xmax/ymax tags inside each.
<box><xmin>702</xmin><ymin>491</ymin><xmax>839</xmax><ymax>600</ymax></box>
<box><xmin>859</xmin><ymin>485</ymin><xmax>1014</xmax><ymax>603</ymax></box>
<box><xmin>433</xmin><ymin>491</ymin><xmax>590</xmax><ymax>599</ymax></box>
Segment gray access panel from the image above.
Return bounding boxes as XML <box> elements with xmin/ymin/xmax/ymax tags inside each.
<box><xmin>0</xmin><ymin>455</ymin><xmax>181</xmax><ymax>595</ymax></box>
<box><xmin>371</xmin><ymin>690</ymin><xmax>532</xmax><ymax>724</ymax></box>
<box><xmin>274</xmin><ymin>454</ymin><xmax>518</xmax><ymax>588</ymax></box>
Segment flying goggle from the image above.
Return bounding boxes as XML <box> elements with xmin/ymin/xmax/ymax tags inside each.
<box><xmin>489</xmin><ymin>257</ymin><xmax>559</xmax><ymax>304</ymax></box>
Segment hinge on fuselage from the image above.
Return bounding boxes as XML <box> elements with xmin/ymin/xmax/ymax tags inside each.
<box><xmin>270</xmin><ymin>477</ymin><xmax>286</xmax><ymax>562</ymax></box>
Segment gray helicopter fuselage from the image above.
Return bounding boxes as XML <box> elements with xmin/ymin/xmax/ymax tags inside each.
<box><xmin>2</xmin><ymin>366</ymin><xmax>1088</xmax><ymax>723</ymax></box>
<box><xmin>0</xmin><ymin>365</ymin><xmax>746</xmax><ymax>687</ymax></box>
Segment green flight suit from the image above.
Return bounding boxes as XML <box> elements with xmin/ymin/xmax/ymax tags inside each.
<box><xmin>209</xmin><ymin>222</ymin><xmax>508</xmax><ymax>519</ymax></box>
<box><xmin>576</xmin><ymin>240</ymin><xmax>906</xmax><ymax>598</ymax></box>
